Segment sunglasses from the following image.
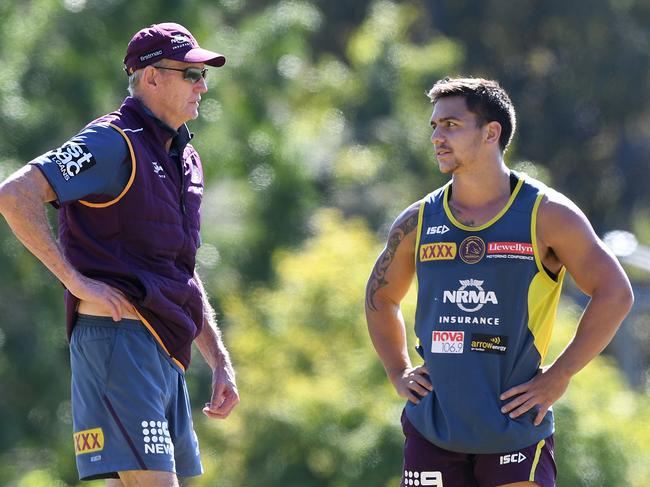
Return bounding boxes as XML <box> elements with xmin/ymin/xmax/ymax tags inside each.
<box><xmin>153</xmin><ymin>65</ymin><xmax>208</xmax><ymax>83</ymax></box>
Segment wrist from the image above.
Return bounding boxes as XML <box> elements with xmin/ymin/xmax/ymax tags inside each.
<box><xmin>386</xmin><ymin>365</ymin><xmax>410</xmax><ymax>384</ymax></box>
<box><xmin>546</xmin><ymin>361</ymin><xmax>575</xmax><ymax>382</ymax></box>
<box><xmin>62</xmin><ymin>269</ymin><xmax>85</xmax><ymax>295</ymax></box>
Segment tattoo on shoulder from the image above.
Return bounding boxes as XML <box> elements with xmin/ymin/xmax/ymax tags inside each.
<box><xmin>365</xmin><ymin>211</ymin><xmax>418</xmax><ymax>312</ymax></box>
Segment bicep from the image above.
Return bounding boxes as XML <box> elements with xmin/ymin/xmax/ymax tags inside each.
<box><xmin>541</xmin><ymin>201</ymin><xmax>625</xmax><ymax>296</ymax></box>
<box><xmin>370</xmin><ymin>240</ymin><xmax>415</xmax><ymax>304</ymax></box>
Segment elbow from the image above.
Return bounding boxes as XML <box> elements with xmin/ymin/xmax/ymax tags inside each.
<box><xmin>0</xmin><ymin>181</ymin><xmax>16</xmax><ymax>217</ymax></box>
<box><xmin>611</xmin><ymin>277</ymin><xmax>634</xmax><ymax>317</ymax></box>
<box><xmin>623</xmin><ymin>283</ymin><xmax>634</xmax><ymax>314</ymax></box>
<box><xmin>591</xmin><ymin>275</ymin><xmax>634</xmax><ymax>320</ymax></box>
<box><xmin>621</xmin><ymin>269</ymin><xmax>635</xmax><ymax>311</ymax></box>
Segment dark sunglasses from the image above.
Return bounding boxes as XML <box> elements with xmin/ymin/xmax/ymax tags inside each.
<box><xmin>153</xmin><ymin>65</ymin><xmax>208</xmax><ymax>83</ymax></box>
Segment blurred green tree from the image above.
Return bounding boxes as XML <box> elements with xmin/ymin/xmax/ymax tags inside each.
<box><xmin>0</xmin><ymin>0</ymin><xmax>649</xmax><ymax>485</ymax></box>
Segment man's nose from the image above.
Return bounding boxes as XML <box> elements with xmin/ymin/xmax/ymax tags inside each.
<box><xmin>431</xmin><ymin>127</ymin><xmax>444</xmax><ymax>146</ymax></box>
<box><xmin>196</xmin><ymin>76</ymin><xmax>208</xmax><ymax>93</ymax></box>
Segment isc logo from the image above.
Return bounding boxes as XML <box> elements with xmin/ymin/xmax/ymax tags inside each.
<box><xmin>499</xmin><ymin>452</ymin><xmax>526</xmax><ymax>465</ymax></box>
<box><xmin>426</xmin><ymin>225</ymin><xmax>450</xmax><ymax>235</ymax></box>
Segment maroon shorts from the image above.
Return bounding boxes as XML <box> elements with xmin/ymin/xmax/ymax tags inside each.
<box><xmin>401</xmin><ymin>411</ymin><xmax>556</xmax><ymax>487</ymax></box>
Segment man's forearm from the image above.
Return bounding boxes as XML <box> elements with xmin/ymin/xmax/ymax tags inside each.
<box><xmin>195</xmin><ymin>317</ymin><xmax>234</xmax><ymax>371</ymax></box>
<box><xmin>549</xmin><ymin>284</ymin><xmax>633</xmax><ymax>379</ymax></box>
<box><xmin>193</xmin><ymin>272</ymin><xmax>234</xmax><ymax>371</ymax></box>
<box><xmin>366</xmin><ymin>299</ymin><xmax>412</xmax><ymax>385</ymax></box>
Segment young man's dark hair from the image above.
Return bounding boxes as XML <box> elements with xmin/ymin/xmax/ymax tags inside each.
<box><xmin>427</xmin><ymin>77</ymin><xmax>517</xmax><ymax>153</ymax></box>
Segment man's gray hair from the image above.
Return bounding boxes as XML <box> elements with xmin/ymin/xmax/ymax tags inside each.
<box><xmin>127</xmin><ymin>69</ymin><xmax>145</xmax><ymax>97</ymax></box>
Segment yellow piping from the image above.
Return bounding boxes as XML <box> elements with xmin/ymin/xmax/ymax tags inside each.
<box><xmin>414</xmin><ymin>198</ymin><xmax>426</xmax><ymax>269</ymax></box>
<box><xmin>529</xmin><ymin>439</ymin><xmax>545</xmax><ymax>481</ymax></box>
<box><xmin>443</xmin><ymin>176</ymin><xmax>524</xmax><ymax>231</ymax></box>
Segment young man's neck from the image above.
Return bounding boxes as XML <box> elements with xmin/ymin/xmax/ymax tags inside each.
<box><xmin>449</xmin><ymin>158</ymin><xmax>511</xmax><ymax>209</ymax></box>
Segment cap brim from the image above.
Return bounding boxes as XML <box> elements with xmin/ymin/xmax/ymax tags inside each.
<box><xmin>172</xmin><ymin>47</ymin><xmax>226</xmax><ymax>67</ymax></box>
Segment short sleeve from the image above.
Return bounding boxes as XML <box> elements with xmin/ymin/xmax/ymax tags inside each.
<box><xmin>29</xmin><ymin>124</ymin><xmax>130</xmax><ymax>204</ymax></box>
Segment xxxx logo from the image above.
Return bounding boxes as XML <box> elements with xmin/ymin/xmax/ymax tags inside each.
<box><xmin>74</xmin><ymin>427</ymin><xmax>104</xmax><ymax>455</ymax></box>
<box><xmin>420</xmin><ymin>242</ymin><xmax>457</xmax><ymax>262</ymax></box>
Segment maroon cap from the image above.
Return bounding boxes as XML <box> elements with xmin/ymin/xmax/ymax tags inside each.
<box><xmin>124</xmin><ymin>22</ymin><xmax>226</xmax><ymax>75</ymax></box>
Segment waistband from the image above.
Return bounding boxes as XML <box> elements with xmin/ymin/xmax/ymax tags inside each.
<box><xmin>75</xmin><ymin>314</ymin><xmax>185</xmax><ymax>374</ymax></box>
<box><xmin>76</xmin><ymin>313</ymin><xmax>143</xmax><ymax>331</ymax></box>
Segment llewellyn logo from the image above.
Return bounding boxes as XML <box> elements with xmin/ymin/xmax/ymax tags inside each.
<box><xmin>488</xmin><ymin>242</ymin><xmax>533</xmax><ymax>255</ymax></box>
<box><xmin>486</xmin><ymin>241</ymin><xmax>535</xmax><ymax>261</ymax></box>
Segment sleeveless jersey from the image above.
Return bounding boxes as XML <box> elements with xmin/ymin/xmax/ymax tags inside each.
<box><xmin>405</xmin><ymin>172</ymin><xmax>565</xmax><ymax>453</ymax></box>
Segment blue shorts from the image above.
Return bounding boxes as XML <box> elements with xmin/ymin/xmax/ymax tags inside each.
<box><xmin>70</xmin><ymin>315</ymin><xmax>203</xmax><ymax>480</ymax></box>
<box><xmin>401</xmin><ymin>410</ymin><xmax>556</xmax><ymax>487</ymax></box>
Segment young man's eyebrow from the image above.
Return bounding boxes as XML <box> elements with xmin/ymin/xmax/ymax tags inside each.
<box><xmin>430</xmin><ymin>116</ymin><xmax>460</xmax><ymax>126</ymax></box>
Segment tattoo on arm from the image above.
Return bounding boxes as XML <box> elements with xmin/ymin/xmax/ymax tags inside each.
<box><xmin>366</xmin><ymin>212</ymin><xmax>418</xmax><ymax>312</ymax></box>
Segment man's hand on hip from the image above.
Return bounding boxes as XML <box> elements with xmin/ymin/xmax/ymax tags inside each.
<box><xmin>69</xmin><ymin>275</ymin><xmax>135</xmax><ymax>322</ymax></box>
<box><xmin>393</xmin><ymin>365</ymin><xmax>433</xmax><ymax>404</ymax></box>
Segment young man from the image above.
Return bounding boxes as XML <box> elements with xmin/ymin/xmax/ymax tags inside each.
<box><xmin>0</xmin><ymin>23</ymin><xmax>239</xmax><ymax>487</ymax></box>
<box><xmin>365</xmin><ymin>77</ymin><xmax>633</xmax><ymax>487</ymax></box>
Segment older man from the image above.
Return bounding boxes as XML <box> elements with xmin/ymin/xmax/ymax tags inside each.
<box><xmin>0</xmin><ymin>23</ymin><xmax>239</xmax><ymax>486</ymax></box>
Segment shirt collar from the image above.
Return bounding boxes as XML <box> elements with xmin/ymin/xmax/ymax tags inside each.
<box><xmin>123</xmin><ymin>97</ymin><xmax>193</xmax><ymax>155</ymax></box>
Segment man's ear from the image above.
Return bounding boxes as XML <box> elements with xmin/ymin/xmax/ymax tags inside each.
<box><xmin>142</xmin><ymin>65</ymin><xmax>160</xmax><ymax>89</ymax></box>
<box><xmin>485</xmin><ymin>121</ymin><xmax>502</xmax><ymax>146</ymax></box>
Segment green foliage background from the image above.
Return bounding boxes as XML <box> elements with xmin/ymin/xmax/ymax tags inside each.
<box><xmin>0</xmin><ymin>0</ymin><xmax>649</xmax><ymax>485</ymax></box>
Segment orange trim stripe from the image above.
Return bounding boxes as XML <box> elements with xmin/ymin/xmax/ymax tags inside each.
<box><xmin>79</xmin><ymin>123</ymin><xmax>137</xmax><ymax>208</ymax></box>
<box><xmin>134</xmin><ymin>309</ymin><xmax>186</xmax><ymax>372</ymax></box>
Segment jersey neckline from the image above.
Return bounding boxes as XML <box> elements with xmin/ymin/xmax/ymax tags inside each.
<box><xmin>442</xmin><ymin>172</ymin><xmax>525</xmax><ymax>231</ymax></box>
